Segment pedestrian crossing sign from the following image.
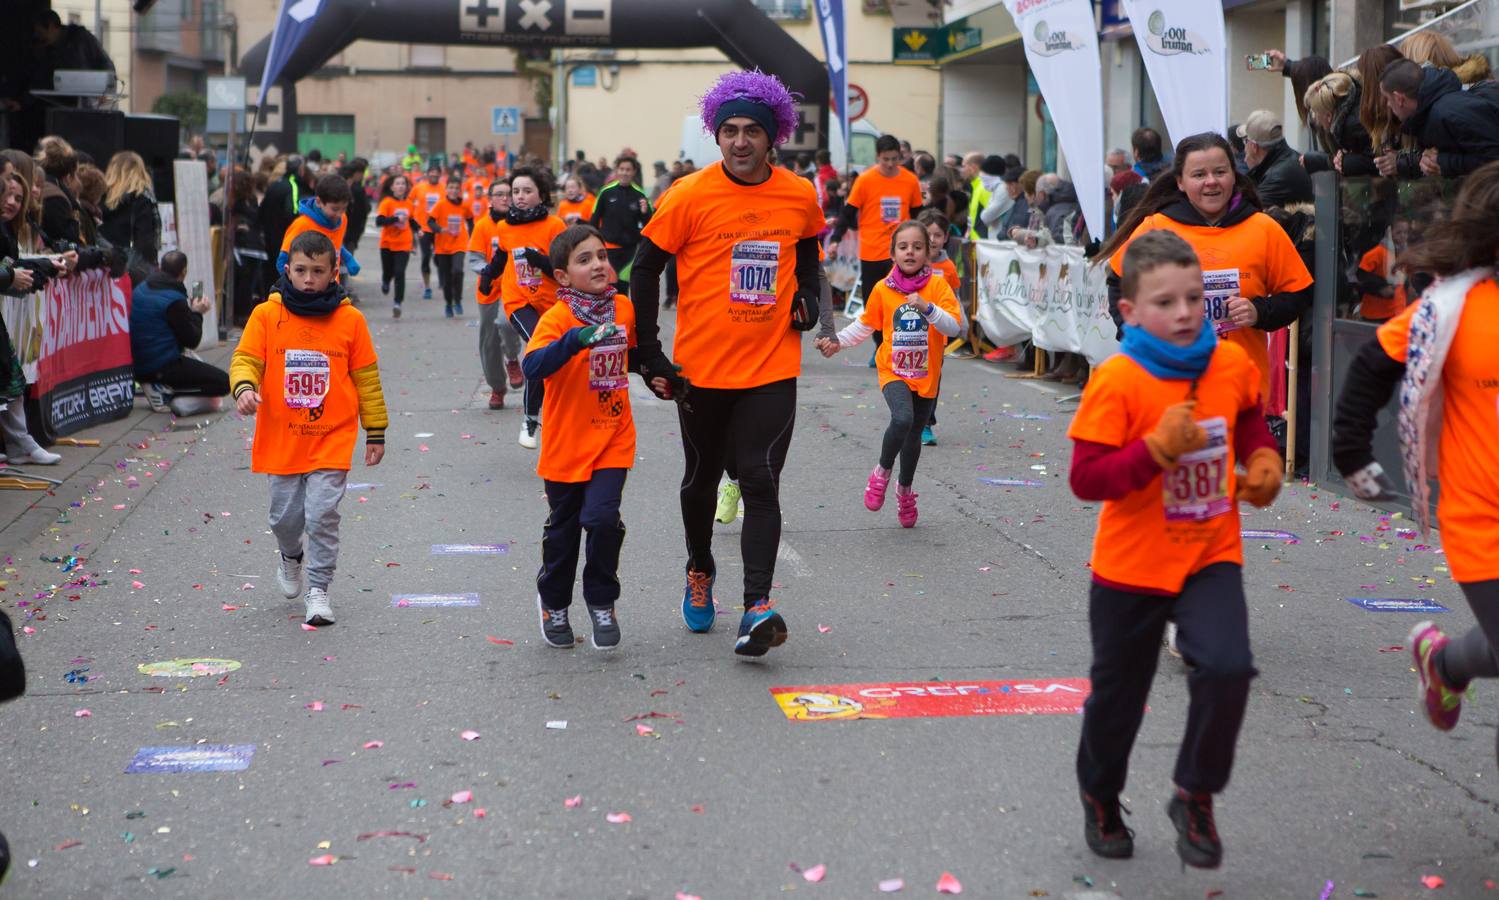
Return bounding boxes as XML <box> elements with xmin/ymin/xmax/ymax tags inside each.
<box><xmin>492</xmin><ymin>106</ymin><xmax>522</xmax><ymax>135</ymax></box>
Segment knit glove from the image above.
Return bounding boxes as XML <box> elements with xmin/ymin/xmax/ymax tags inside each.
<box><xmin>1236</xmin><ymin>447</ymin><xmax>1284</xmax><ymax>508</ymax></box>
<box><xmin>577</xmin><ymin>324</ymin><xmax>618</xmax><ymax>347</ymax></box>
<box><xmin>1344</xmin><ymin>460</ymin><xmax>1397</xmax><ymax>502</ymax></box>
<box><xmin>1143</xmin><ymin>401</ymin><xmax>1207</xmax><ymax>469</ymax></box>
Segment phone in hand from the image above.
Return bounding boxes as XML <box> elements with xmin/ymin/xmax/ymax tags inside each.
<box><xmin>1246</xmin><ymin>53</ymin><xmax>1273</xmax><ymax>70</ymax></box>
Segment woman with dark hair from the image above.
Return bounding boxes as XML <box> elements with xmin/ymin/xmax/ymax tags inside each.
<box><xmin>1333</xmin><ymin>160</ymin><xmax>1499</xmax><ymax>754</ymax></box>
<box><xmin>1354</xmin><ymin>45</ymin><xmax>1423</xmax><ymax>178</ymax></box>
<box><xmin>1100</xmin><ymin>132</ymin><xmax>1313</xmax><ymax>403</ymax></box>
<box><xmin>1264</xmin><ymin>51</ymin><xmax>1334</xmax><ymax>150</ymax></box>
<box><xmin>224</xmin><ymin>170</ymin><xmax>264</xmax><ymax>324</ymax></box>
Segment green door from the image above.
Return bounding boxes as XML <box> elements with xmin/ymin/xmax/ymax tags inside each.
<box><xmin>297</xmin><ymin>114</ymin><xmax>356</xmax><ymax>162</ymax></box>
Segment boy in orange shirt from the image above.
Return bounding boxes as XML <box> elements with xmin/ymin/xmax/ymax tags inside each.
<box><xmin>818</xmin><ymin>221</ymin><xmax>961</xmax><ymax>528</ymax></box>
<box><xmin>521</xmin><ymin>225</ymin><xmax>666</xmax><ymax>649</ymax></box>
<box><xmin>277</xmin><ymin>174</ymin><xmax>361</xmax><ymax>281</ymax></box>
<box><xmin>425</xmin><ymin>176</ymin><xmax>474</xmax><ymax>317</ymax></box>
<box><xmin>1068</xmin><ymin>231</ymin><xmax>1281</xmax><ymax>871</ymax></box>
<box><xmin>410</xmin><ymin>164</ymin><xmax>444</xmax><ymax>300</ymax></box>
<box><xmin>230</xmin><ymin>231</ymin><xmax>388</xmax><ymax>627</ymax></box>
<box><xmin>557</xmin><ymin>175</ymin><xmax>596</xmax><ymax>225</ymax></box>
<box><xmin>468</xmin><ymin>180</ymin><xmax>525</xmax><ymax>408</ymax></box>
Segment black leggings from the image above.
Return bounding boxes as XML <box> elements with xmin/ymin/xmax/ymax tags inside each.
<box><xmin>861</xmin><ymin>258</ymin><xmax>893</xmax><ymax>301</ymax></box>
<box><xmin>879</xmin><ymin>382</ymin><xmax>936</xmax><ymax>486</ymax></box>
<box><xmin>679</xmin><ymin>378</ymin><xmax>796</xmax><ymax>607</ymax></box>
<box><xmin>380</xmin><ymin>249</ymin><xmax>409</xmax><ymax>305</ymax></box>
<box><xmin>509</xmin><ymin>305</ymin><xmax>544</xmax><ymax>421</ymax></box>
<box><xmin>435</xmin><ymin>252</ymin><xmax>464</xmax><ymax>305</ymax></box>
<box><xmin>1437</xmin><ymin>579</ymin><xmax>1499</xmax><ymax>690</ymax></box>
<box><xmin>418</xmin><ymin>231</ymin><xmax>435</xmax><ymax>279</ymax></box>
<box><xmin>145</xmin><ymin>356</ymin><xmax>230</xmax><ymax>396</ymax></box>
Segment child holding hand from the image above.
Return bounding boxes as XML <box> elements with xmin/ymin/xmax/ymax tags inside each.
<box><xmin>817</xmin><ymin>220</ymin><xmax>961</xmax><ymax>527</ymax></box>
<box><xmin>1067</xmin><ymin>230</ymin><xmax>1282</xmax><ymax>871</ymax></box>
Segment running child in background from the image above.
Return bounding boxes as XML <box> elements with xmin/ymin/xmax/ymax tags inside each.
<box><xmin>231</xmin><ymin>231</ymin><xmax>387</xmax><ymax>627</ymax></box>
<box><xmin>478</xmin><ymin>167</ymin><xmax>568</xmax><ymax>449</ymax></box>
<box><xmin>277</xmin><ymin>174</ymin><xmax>361</xmax><ymax>281</ymax></box>
<box><xmin>1067</xmin><ymin>230</ymin><xmax>1281</xmax><ymax>871</ymax></box>
<box><xmin>469</xmin><ymin>180</ymin><xmax>526</xmax><ymax>409</ymax></box>
<box><xmin>1354</xmin><ymin>218</ymin><xmax>1409</xmax><ymax>323</ymax></box>
<box><xmin>817</xmin><ymin>220</ymin><xmax>961</xmax><ymax>528</ymax></box>
<box><xmin>557</xmin><ymin>175</ymin><xmax>596</xmax><ymax>225</ymax></box>
<box><xmin>918</xmin><ymin>208</ymin><xmax>966</xmax><ymax>446</ymax></box>
<box><xmin>425</xmin><ymin>175</ymin><xmax>474</xmax><ymax>318</ymax></box>
<box><xmin>375</xmin><ymin>173</ymin><xmax>419</xmax><ymax>317</ymax></box>
<box><xmin>521</xmin><ymin>225</ymin><xmax>661</xmax><ymax>650</ymax></box>
<box><xmin>466</xmin><ymin>168</ymin><xmax>490</xmax><ymax>222</ymax></box>
<box><xmin>410</xmin><ymin>164</ymin><xmax>445</xmax><ymax>300</ymax></box>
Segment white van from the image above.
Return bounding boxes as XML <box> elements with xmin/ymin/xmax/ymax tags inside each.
<box><xmin>678</xmin><ymin>115</ymin><xmax>882</xmax><ymax>172</ymax></box>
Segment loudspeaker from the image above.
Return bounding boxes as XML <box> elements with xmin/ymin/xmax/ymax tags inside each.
<box><xmin>43</xmin><ymin>107</ymin><xmax>125</xmax><ymax>171</ymax></box>
<box><xmin>125</xmin><ymin>114</ymin><xmax>180</xmax><ymax>204</ymax></box>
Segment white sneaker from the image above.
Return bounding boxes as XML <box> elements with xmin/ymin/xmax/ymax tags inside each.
<box><xmin>24</xmin><ymin>448</ymin><xmax>61</xmax><ymax>466</ymax></box>
<box><xmin>276</xmin><ymin>553</ymin><xmax>304</xmax><ymax>599</ymax></box>
<box><xmin>304</xmin><ymin>586</ymin><xmax>334</xmax><ymax>626</ymax></box>
<box><xmin>168</xmin><ymin>395</ymin><xmax>223</xmax><ymax>417</ymax></box>
<box><xmin>518</xmin><ymin>419</ymin><xmax>540</xmax><ymax>449</ymax></box>
<box><xmin>1165</xmin><ymin>621</ymin><xmax>1182</xmax><ymax>659</ymax></box>
<box><xmin>142</xmin><ymin>383</ymin><xmax>171</xmax><ymax>413</ymax></box>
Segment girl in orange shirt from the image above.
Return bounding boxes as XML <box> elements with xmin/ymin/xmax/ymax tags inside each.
<box><xmin>557</xmin><ymin>175</ymin><xmax>596</xmax><ymax>225</ymax></box>
<box><xmin>424</xmin><ymin>177</ymin><xmax>473</xmax><ymax>318</ymax></box>
<box><xmin>817</xmin><ymin>221</ymin><xmax>962</xmax><ymax>528</ymax></box>
<box><xmin>918</xmin><ymin>209</ymin><xmax>966</xmax><ymax>446</ymax></box>
<box><xmin>375</xmin><ymin>174</ymin><xmax>419</xmax><ymax>317</ymax></box>
<box><xmin>1333</xmin><ymin>162</ymin><xmax>1499</xmax><ymax>747</ymax></box>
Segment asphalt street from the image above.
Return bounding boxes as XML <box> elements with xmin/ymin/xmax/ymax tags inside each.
<box><xmin>0</xmin><ymin>238</ymin><xmax>1495</xmax><ymax>899</ymax></box>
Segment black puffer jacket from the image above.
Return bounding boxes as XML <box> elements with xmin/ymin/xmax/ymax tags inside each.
<box><xmin>1248</xmin><ymin>141</ymin><xmax>1314</xmax><ymax>208</ymax></box>
<box><xmin>1400</xmin><ymin>65</ymin><xmax>1499</xmax><ymax>176</ymax></box>
<box><xmin>1303</xmin><ymin>81</ymin><xmax>1376</xmax><ymax>176</ymax></box>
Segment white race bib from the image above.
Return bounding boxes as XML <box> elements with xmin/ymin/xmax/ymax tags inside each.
<box><xmin>425</xmin><ymin>193</ymin><xmax>439</xmax><ymax>212</ymax></box>
<box><xmin>588</xmin><ymin>326</ymin><xmax>629</xmax><ymax>392</ymax></box>
<box><xmin>446</xmin><ymin>214</ymin><xmax>463</xmax><ymax>236</ymax></box>
<box><xmin>880</xmin><ymin>196</ymin><xmax>903</xmax><ymax>224</ymax></box>
<box><xmin>394</xmin><ymin>208</ymin><xmax>409</xmax><ymax>225</ymax></box>
<box><xmin>729</xmin><ymin>240</ymin><xmax>779</xmax><ymax>306</ymax></box>
<box><xmin>1202</xmin><ymin>269</ymin><xmax>1242</xmax><ymax>336</ymax></box>
<box><xmin>514</xmin><ymin>248</ymin><xmax>541</xmax><ymax>288</ymax></box>
<box><xmin>1162</xmin><ymin>417</ymin><xmax>1230</xmax><ymax>522</ymax></box>
<box><xmin>889</xmin><ymin>303</ymin><xmax>929</xmax><ymax>380</ymax></box>
<box><xmin>283</xmin><ymin>349</ymin><xmax>331</xmax><ymax>410</ymax></box>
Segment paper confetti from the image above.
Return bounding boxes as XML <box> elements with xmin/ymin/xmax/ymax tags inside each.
<box><xmin>460</xmin><ymin>730</ymin><xmax>480</xmax><ymax>741</ymax></box>
<box><xmin>1421</xmin><ymin>875</ymin><xmax>1445</xmax><ymax>889</ymax></box>
<box><xmin>937</xmin><ymin>872</ymin><xmax>963</xmax><ymax>894</ymax></box>
<box><xmin>879</xmin><ymin>879</ymin><xmax>905</xmax><ymax>893</ymax></box>
<box><xmin>450</xmin><ymin>790</ymin><xmax>473</xmax><ymax>804</ymax></box>
<box><xmin>605</xmin><ymin>812</ymin><xmax>631</xmax><ymax>824</ymax></box>
<box><xmin>308</xmin><ymin>854</ymin><xmax>337</xmax><ymax>866</ymax></box>
<box><xmin>803</xmin><ymin>863</ymin><xmax>827</xmax><ymax>883</ymax></box>
<box><xmin>564</xmin><ymin>795</ymin><xmax>582</xmax><ymax>809</ymax></box>
<box><xmin>363</xmin><ymin>740</ymin><xmax>384</xmax><ymax>749</ymax></box>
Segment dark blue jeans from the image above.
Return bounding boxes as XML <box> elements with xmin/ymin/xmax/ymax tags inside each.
<box><xmin>1077</xmin><ymin>562</ymin><xmax>1257</xmax><ymax>798</ymax></box>
<box><xmin>537</xmin><ymin>468</ymin><xmax>627</xmax><ymax>611</ymax></box>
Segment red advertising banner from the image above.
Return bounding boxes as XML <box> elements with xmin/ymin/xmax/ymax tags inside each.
<box><xmin>770</xmin><ymin>678</ymin><xmax>1091</xmax><ymax>721</ymax></box>
<box><xmin>20</xmin><ymin>268</ymin><xmax>135</xmax><ymax>439</ymax></box>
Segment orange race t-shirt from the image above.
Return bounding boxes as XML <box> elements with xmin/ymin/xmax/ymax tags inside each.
<box><xmin>641</xmin><ymin>162</ymin><xmax>824</xmax><ymax>390</ymax></box>
<box><xmin>498</xmin><ymin>215</ymin><xmax>569</xmax><ymax>317</ymax></box>
<box><xmin>377</xmin><ymin>197</ymin><xmax>416</xmax><ymax>252</ymax></box>
<box><xmin>237</xmin><ymin>295</ymin><xmax>378</xmax><ymax>475</ymax></box>
<box><xmin>281</xmin><ymin>211</ymin><xmax>349</xmax><ymax>278</ymax></box>
<box><xmin>468</xmin><ymin>212</ymin><xmax>505</xmax><ymax>305</ymax></box>
<box><xmin>1068</xmin><ymin>340</ymin><xmax>1262</xmax><ymax>594</ymax></box>
<box><xmin>1108</xmin><ymin>211</ymin><xmax>1312</xmax><ymax>399</ymax></box>
<box><xmin>1377</xmin><ymin>280</ymin><xmax>1499</xmax><ymax>581</ymax></box>
<box><xmin>1358</xmin><ymin>244</ymin><xmax>1407</xmax><ymax>321</ymax></box>
<box><xmin>933</xmin><ymin>257</ymin><xmax>960</xmax><ymax>291</ymax></box>
<box><xmin>466</xmin><ymin>179</ymin><xmax>489</xmax><ymax>220</ymax></box>
<box><xmin>428</xmin><ymin>197</ymin><xmax>472</xmax><ymax>255</ymax></box>
<box><xmin>526</xmin><ymin>296</ymin><xmax>638</xmax><ymax>483</ymax></box>
<box><xmin>409</xmin><ymin>180</ymin><xmax>445</xmax><ymax>228</ymax></box>
<box><xmin>558</xmin><ymin>194</ymin><xmax>597</xmax><ymax>225</ymax></box>
<box><xmin>861</xmin><ymin>275</ymin><xmax>961</xmax><ymax>399</ymax></box>
<box><xmin>846</xmin><ymin>167</ymin><xmax>924</xmax><ymax>262</ymax></box>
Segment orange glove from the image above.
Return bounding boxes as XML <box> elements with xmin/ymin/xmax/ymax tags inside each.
<box><xmin>1236</xmin><ymin>446</ymin><xmax>1284</xmax><ymax>508</ymax></box>
<box><xmin>1143</xmin><ymin>401</ymin><xmax>1207</xmax><ymax>469</ymax></box>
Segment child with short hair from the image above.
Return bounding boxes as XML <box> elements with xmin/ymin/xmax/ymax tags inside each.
<box><xmin>231</xmin><ymin>231</ymin><xmax>388</xmax><ymax>627</ymax></box>
<box><xmin>520</xmin><ymin>224</ymin><xmax>661</xmax><ymax>650</ymax></box>
<box><xmin>557</xmin><ymin>175</ymin><xmax>596</xmax><ymax>225</ymax></box>
<box><xmin>278</xmin><ymin>174</ymin><xmax>362</xmax><ymax>281</ymax></box>
<box><xmin>375</xmin><ymin>173</ymin><xmax>419</xmax><ymax>317</ymax></box>
<box><xmin>1067</xmin><ymin>230</ymin><xmax>1282</xmax><ymax>870</ymax></box>
<box><xmin>425</xmin><ymin>176</ymin><xmax>474</xmax><ymax>317</ymax></box>
<box><xmin>410</xmin><ymin>164</ymin><xmax>445</xmax><ymax>299</ymax></box>
<box><xmin>817</xmin><ymin>220</ymin><xmax>962</xmax><ymax>528</ymax></box>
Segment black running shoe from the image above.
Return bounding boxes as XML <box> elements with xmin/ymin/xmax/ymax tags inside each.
<box><xmin>1166</xmin><ymin>788</ymin><xmax>1222</xmax><ymax>869</ymax></box>
<box><xmin>0</xmin><ymin>827</ymin><xmax>10</xmax><ymax>885</ymax></box>
<box><xmin>537</xmin><ymin>596</ymin><xmax>574</xmax><ymax>649</ymax></box>
<box><xmin>588</xmin><ymin>606</ymin><xmax>621</xmax><ymax>650</ymax></box>
<box><xmin>1081</xmin><ymin>790</ymin><xmax>1134</xmax><ymax>859</ymax></box>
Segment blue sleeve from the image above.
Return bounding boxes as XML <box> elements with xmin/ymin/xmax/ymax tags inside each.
<box><xmin>521</xmin><ymin>327</ymin><xmax>584</xmax><ymax>381</ymax></box>
<box><xmin>340</xmin><ymin>247</ymin><xmax>362</xmax><ymax>276</ymax></box>
<box><xmin>275</xmin><ymin>249</ymin><xmax>289</xmax><ymax>275</ymax></box>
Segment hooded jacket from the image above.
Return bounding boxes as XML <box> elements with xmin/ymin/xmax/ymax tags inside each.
<box><xmin>1302</xmin><ymin>80</ymin><xmax>1376</xmax><ymax>177</ymax></box>
<box><xmin>276</xmin><ymin>197</ymin><xmax>362</xmax><ymax>277</ymax></box>
<box><xmin>1247</xmin><ymin>140</ymin><xmax>1314</xmax><ymax>208</ymax></box>
<box><xmin>1040</xmin><ymin>180</ymin><xmax>1084</xmax><ymax>244</ymax></box>
<box><xmin>1401</xmin><ymin>65</ymin><xmax>1499</xmax><ymax>176</ymax></box>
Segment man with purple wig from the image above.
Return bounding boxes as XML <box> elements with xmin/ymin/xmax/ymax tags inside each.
<box><xmin>630</xmin><ymin>70</ymin><xmax>824</xmax><ymax>657</ymax></box>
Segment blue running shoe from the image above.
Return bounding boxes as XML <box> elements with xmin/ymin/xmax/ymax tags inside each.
<box><xmin>734</xmin><ymin>599</ymin><xmax>787</xmax><ymax>657</ymax></box>
<box><xmin>921</xmin><ymin>426</ymin><xmax>936</xmax><ymax>446</ymax></box>
<box><xmin>423</xmin><ymin>287</ymin><xmax>433</xmax><ymax>300</ymax></box>
<box><xmin>682</xmin><ymin>569</ymin><xmax>715</xmax><ymax>633</ymax></box>
<box><xmin>455</xmin><ymin>301</ymin><xmax>464</xmax><ymax>316</ymax></box>
<box><xmin>444</xmin><ymin>303</ymin><xmax>455</xmax><ymax>319</ymax></box>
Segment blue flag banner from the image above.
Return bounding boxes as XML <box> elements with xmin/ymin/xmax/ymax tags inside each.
<box><xmin>815</xmin><ymin>0</ymin><xmax>848</xmax><ymax>167</ymax></box>
<box><xmin>256</xmin><ymin>0</ymin><xmax>325</xmax><ymax>111</ymax></box>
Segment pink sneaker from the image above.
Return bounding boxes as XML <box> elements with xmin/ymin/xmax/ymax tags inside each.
<box><xmin>896</xmin><ymin>486</ymin><xmax>918</xmax><ymax>528</ymax></box>
<box><xmin>1409</xmin><ymin>621</ymin><xmax>1463</xmax><ymax>731</ymax></box>
<box><xmin>864</xmin><ymin>466</ymin><xmax>891</xmax><ymax>511</ymax></box>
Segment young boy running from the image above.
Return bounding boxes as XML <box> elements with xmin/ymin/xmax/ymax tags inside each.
<box><xmin>277</xmin><ymin>174</ymin><xmax>362</xmax><ymax>281</ymax></box>
<box><xmin>469</xmin><ymin>180</ymin><xmax>525</xmax><ymax>408</ymax></box>
<box><xmin>231</xmin><ymin>231</ymin><xmax>387</xmax><ymax>626</ymax></box>
<box><xmin>410</xmin><ymin>164</ymin><xmax>444</xmax><ymax>299</ymax></box>
<box><xmin>1067</xmin><ymin>231</ymin><xmax>1281</xmax><ymax>870</ymax></box>
<box><xmin>426</xmin><ymin>176</ymin><xmax>474</xmax><ymax>317</ymax></box>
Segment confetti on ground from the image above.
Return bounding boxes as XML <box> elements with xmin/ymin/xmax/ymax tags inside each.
<box><xmin>879</xmin><ymin>878</ymin><xmax>905</xmax><ymax>892</ymax></box>
<box><xmin>937</xmin><ymin>872</ymin><xmax>963</xmax><ymax>894</ymax></box>
<box><xmin>564</xmin><ymin>795</ymin><xmax>582</xmax><ymax>808</ymax></box>
<box><xmin>802</xmin><ymin>863</ymin><xmax>827</xmax><ymax>883</ymax></box>
<box><xmin>308</xmin><ymin>855</ymin><xmax>337</xmax><ymax>866</ymax></box>
<box><xmin>1421</xmin><ymin>875</ymin><xmax>1445</xmax><ymax>889</ymax></box>
<box><xmin>605</xmin><ymin>812</ymin><xmax>631</xmax><ymax>824</ymax></box>
<box><xmin>460</xmin><ymin>730</ymin><xmax>480</xmax><ymax>741</ymax></box>
<box><xmin>449</xmin><ymin>790</ymin><xmax>473</xmax><ymax>804</ymax></box>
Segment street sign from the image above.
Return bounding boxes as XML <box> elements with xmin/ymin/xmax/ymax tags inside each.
<box><xmin>491</xmin><ymin>105</ymin><xmax>522</xmax><ymax>135</ymax></box>
<box><xmin>206</xmin><ymin>76</ymin><xmax>246</xmax><ymax>111</ymax></box>
<box><xmin>846</xmin><ymin>83</ymin><xmax>869</xmax><ymax>122</ymax></box>
<box><xmin>892</xmin><ymin>19</ymin><xmax>982</xmax><ymax>64</ymax></box>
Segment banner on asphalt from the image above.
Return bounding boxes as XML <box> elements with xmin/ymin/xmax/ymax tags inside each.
<box><xmin>1002</xmin><ymin>0</ymin><xmax>1105</xmax><ymax>240</ymax></box>
<box><xmin>972</xmin><ymin>241</ymin><xmax>1119</xmax><ymax>365</ymax></box>
<box><xmin>771</xmin><ymin>678</ymin><xmax>1091</xmax><ymax>721</ymax></box>
<box><xmin>1120</xmin><ymin>0</ymin><xmax>1228</xmax><ymax>143</ymax></box>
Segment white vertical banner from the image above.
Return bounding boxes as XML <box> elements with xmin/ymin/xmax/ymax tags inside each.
<box><xmin>172</xmin><ymin>160</ymin><xmax>217</xmax><ymax>350</ymax></box>
<box><xmin>1002</xmin><ymin>0</ymin><xmax>1105</xmax><ymax>242</ymax></box>
<box><xmin>1120</xmin><ymin>0</ymin><xmax>1227</xmax><ymax>144</ymax></box>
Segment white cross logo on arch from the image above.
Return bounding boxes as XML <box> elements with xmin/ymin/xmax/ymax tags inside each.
<box><xmin>519</xmin><ymin>0</ymin><xmax>553</xmax><ymax>30</ymax></box>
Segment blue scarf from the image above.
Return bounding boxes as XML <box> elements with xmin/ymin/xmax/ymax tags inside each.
<box><xmin>1120</xmin><ymin>321</ymin><xmax>1217</xmax><ymax>380</ymax></box>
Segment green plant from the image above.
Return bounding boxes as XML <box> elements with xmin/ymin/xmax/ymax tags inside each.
<box><xmin>152</xmin><ymin>92</ymin><xmax>207</xmax><ymax>133</ymax></box>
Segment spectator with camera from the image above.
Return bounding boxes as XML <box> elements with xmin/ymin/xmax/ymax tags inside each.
<box><xmin>131</xmin><ymin>250</ymin><xmax>229</xmax><ymax>417</ymax></box>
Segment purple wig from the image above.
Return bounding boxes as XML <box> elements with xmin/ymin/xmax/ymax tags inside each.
<box><xmin>699</xmin><ymin>70</ymin><xmax>802</xmax><ymax>146</ymax></box>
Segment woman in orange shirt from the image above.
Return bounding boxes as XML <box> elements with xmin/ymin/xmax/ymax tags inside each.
<box><xmin>819</xmin><ymin>221</ymin><xmax>961</xmax><ymax>528</ymax></box>
<box><xmin>477</xmin><ymin>167</ymin><xmax>568</xmax><ymax>448</ymax></box>
<box><xmin>1100</xmin><ymin>132</ymin><xmax>1313</xmax><ymax>401</ymax></box>
<box><xmin>375</xmin><ymin>173</ymin><xmax>419</xmax><ymax>317</ymax></box>
<box><xmin>1333</xmin><ymin>162</ymin><xmax>1499</xmax><ymax>745</ymax></box>
<box><xmin>557</xmin><ymin>175</ymin><xmax>596</xmax><ymax>225</ymax></box>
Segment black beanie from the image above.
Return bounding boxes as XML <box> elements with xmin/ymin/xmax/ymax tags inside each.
<box><xmin>713</xmin><ymin>98</ymin><xmax>778</xmax><ymax>142</ymax></box>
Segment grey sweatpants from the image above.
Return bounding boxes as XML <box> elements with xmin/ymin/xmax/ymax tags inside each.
<box><xmin>267</xmin><ymin>470</ymin><xmax>348</xmax><ymax>591</ymax></box>
<box><xmin>0</xmin><ymin>400</ymin><xmax>42</xmax><ymax>456</ymax></box>
<box><xmin>478</xmin><ymin>301</ymin><xmax>522</xmax><ymax>395</ymax></box>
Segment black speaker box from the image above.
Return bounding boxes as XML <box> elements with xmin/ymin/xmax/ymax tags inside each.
<box><xmin>125</xmin><ymin>114</ymin><xmax>180</xmax><ymax>204</ymax></box>
<box><xmin>43</xmin><ymin>107</ymin><xmax>124</xmax><ymax>171</ymax></box>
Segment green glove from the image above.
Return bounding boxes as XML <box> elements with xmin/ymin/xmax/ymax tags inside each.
<box><xmin>578</xmin><ymin>324</ymin><xmax>618</xmax><ymax>346</ymax></box>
